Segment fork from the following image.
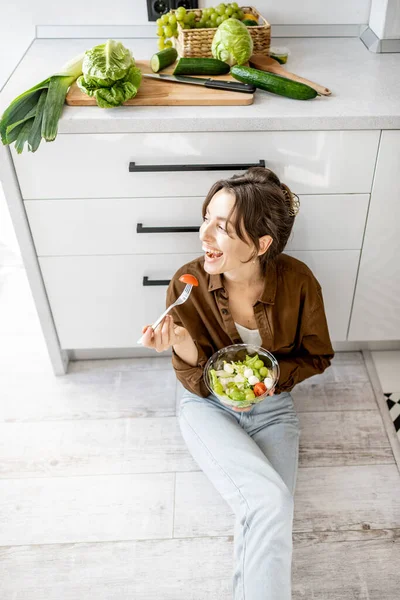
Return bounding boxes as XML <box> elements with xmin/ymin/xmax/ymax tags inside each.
<box><xmin>136</xmin><ymin>283</ymin><xmax>193</xmax><ymax>345</ymax></box>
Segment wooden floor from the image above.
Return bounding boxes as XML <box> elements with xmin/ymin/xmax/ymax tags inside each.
<box><xmin>0</xmin><ymin>262</ymin><xmax>400</xmax><ymax>598</ymax></box>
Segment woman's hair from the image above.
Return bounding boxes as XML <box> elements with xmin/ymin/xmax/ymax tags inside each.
<box><xmin>202</xmin><ymin>166</ymin><xmax>300</xmax><ymax>274</ymax></box>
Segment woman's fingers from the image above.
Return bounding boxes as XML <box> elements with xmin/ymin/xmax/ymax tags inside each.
<box><xmin>160</xmin><ymin>315</ymin><xmax>170</xmax><ymax>349</ymax></box>
<box><xmin>141</xmin><ymin>325</ymin><xmax>154</xmax><ymax>347</ymax></box>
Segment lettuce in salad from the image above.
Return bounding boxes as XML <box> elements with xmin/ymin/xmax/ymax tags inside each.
<box><xmin>209</xmin><ymin>354</ymin><xmax>274</xmax><ymax>405</ymax></box>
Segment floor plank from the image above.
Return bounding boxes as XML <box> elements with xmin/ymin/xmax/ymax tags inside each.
<box><xmin>0</xmin><ymin>418</ymin><xmax>197</xmax><ymax>478</ymax></box>
<box><xmin>0</xmin><ymin>474</ymin><xmax>174</xmax><ymax>546</ymax></box>
<box><xmin>0</xmin><ymin>362</ymin><xmax>177</xmax><ymax>422</ymax></box>
<box><xmin>174</xmin><ymin>465</ymin><xmax>400</xmax><ymax>538</ymax></box>
<box><xmin>297</xmin><ymin>409</ymin><xmax>394</xmax><ymax>466</ymax></box>
<box><xmin>0</xmin><ymin>531</ymin><xmax>398</xmax><ymax>600</ymax></box>
<box><xmin>1</xmin><ymin>406</ymin><xmax>392</xmax><ymax>479</ymax></box>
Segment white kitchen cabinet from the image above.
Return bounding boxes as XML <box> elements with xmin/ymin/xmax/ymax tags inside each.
<box><xmin>38</xmin><ymin>253</ymin><xmax>200</xmax><ymax>349</ymax></box>
<box><xmin>25</xmin><ymin>194</ymin><xmax>369</xmax><ymax>257</ymax></box>
<box><xmin>286</xmin><ymin>250</ymin><xmax>361</xmax><ymax>342</ymax></box>
<box><xmin>12</xmin><ymin>130</ymin><xmax>379</xmax><ymax>199</ymax></box>
<box><xmin>348</xmin><ymin>131</ymin><xmax>400</xmax><ymax>341</ymax></box>
<box><xmin>38</xmin><ymin>250</ymin><xmax>357</xmax><ymax>349</ymax></box>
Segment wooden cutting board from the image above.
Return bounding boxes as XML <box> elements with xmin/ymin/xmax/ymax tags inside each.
<box><xmin>65</xmin><ymin>60</ymin><xmax>254</xmax><ymax>107</ymax></box>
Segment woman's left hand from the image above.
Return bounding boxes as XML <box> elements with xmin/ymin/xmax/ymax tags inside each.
<box><xmin>221</xmin><ymin>388</ymin><xmax>276</xmax><ymax>412</ymax></box>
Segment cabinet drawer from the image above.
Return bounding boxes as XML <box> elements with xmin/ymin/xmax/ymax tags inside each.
<box><xmin>14</xmin><ymin>130</ymin><xmax>379</xmax><ymax>200</ymax></box>
<box><xmin>39</xmin><ymin>250</ymin><xmax>358</xmax><ymax>349</ymax></box>
<box><xmin>285</xmin><ymin>250</ymin><xmax>360</xmax><ymax>341</ymax></box>
<box><xmin>39</xmin><ymin>253</ymin><xmax>200</xmax><ymax>349</ymax></box>
<box><xmin>26</xmin><ymin>194</ymin><xmax>368</xmax><ymax>257</ymax></box>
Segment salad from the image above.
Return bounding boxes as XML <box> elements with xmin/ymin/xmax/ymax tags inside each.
<box><xmin>209</xmin><ymin>353</ymin><xmax>275</xmax><ymax>405</ymax></box>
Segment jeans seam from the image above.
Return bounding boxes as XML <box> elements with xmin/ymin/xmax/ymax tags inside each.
<box><xmin>180</xmin><ymin>408</ymin><xmax>250</xmax><ymax>599</ymax></box>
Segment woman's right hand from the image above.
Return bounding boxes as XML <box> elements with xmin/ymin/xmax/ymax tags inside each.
<box><xmin>141</xmin><ymin>314</ymin><xmax>189</xmax><ymax>353</ymax></box>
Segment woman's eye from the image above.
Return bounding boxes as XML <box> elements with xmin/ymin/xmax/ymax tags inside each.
<box><xmin>218</xmin><ymin>224</ymin><xmax>227</xmax><ymax>233</ymax></box>
<box><xmin>203</xmin><ymin>215</ymin><xmax>209</xmax><ymax>222</ymax></box>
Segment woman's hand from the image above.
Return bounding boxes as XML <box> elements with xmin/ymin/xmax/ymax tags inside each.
<box><xmin>141</xmin><ymin>314</ymin><xmax>188</xmax><ymax>352</ymax></box>
<box><xmin>220</xmin><ymin>387</ymin><xmax>276</xmax><ymax>413</ymax></box>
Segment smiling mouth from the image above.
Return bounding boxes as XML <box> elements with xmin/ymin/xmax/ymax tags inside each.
<box><xmin>203</xmin><ymin>247</ymin><xmax>223</xmax><ymax>259</ymax></box>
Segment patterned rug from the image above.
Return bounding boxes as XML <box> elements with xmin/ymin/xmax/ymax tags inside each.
<box><xmin>384</xmin><ymin>393</ymin><xmax>400</xmax><ymax>443</ymax></box>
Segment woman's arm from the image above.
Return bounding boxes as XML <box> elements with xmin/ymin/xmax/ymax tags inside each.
<box><xmin>172</xmin><ymin>328</ymin><xmax>198</xmax><ymax>367</ymax></box>
<box><xmin>274</xmin><ymin>288</ymin><xmax>335</xmax><ymax>394</ymax></box>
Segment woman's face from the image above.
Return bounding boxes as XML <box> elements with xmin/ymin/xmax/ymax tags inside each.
<box><xmin>199</xmin><ymin>188</ymin><xmax>271</xmax><ymax>277</ymax></box>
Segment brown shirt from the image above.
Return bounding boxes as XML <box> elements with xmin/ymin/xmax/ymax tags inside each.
<box><xmin>166</xmin><ymin>253</ymin><xmax>335</xmax><ymax>397</ymax></box>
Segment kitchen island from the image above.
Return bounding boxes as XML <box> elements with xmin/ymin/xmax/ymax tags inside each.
<box><xmin>1</xmin><ymin>35</ymin><xmax>399</xmax><ymax>374</ymax></box>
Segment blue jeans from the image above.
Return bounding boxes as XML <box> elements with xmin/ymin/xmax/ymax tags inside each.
<box><xmin>178</xmin><ymin>389</ymin><xmax>301</xmax><ymax>600</ymax></box>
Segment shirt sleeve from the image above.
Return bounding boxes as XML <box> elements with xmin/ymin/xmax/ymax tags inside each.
<box><xmin>166</xmin><ymin>278</ymin><xmax>213</xmax><ymax>398</ymax></box>
<box><xmin>274</xmin><ymin>283</ymin><xmax>335</xmax><ymax>394</ymax></box>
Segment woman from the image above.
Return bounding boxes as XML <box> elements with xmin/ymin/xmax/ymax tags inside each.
<box><xmin>142</xmin><ymin>167</ymin><xmax>334</xmax><ymax>600</ymax></box>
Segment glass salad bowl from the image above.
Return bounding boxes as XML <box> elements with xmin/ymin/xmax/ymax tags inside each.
<box><xmin>204</xmin><ymin>344</ymin><xmax>280</xmax><ymax>408</ymax></box>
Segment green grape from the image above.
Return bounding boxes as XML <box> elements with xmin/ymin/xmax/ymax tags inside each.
<box><xmin>183</xmin><ymin>13</ymin><xmax>191</xmax><ymax>23</ymax></box>
<box><xmin>205</xmin><ymin>20</ymin><xmax>213</xmax><ymax>28</ymax></box>
<box><xmin>231</xmin><ymin>2</ymin><xmax>239</xmax><ymax>9</ymax></box>
<box><xmin>169</xmin><ymin>14</ymin><xmax>177</xmax><ymax>25</ymax></box>
<box><xmin>164</xmin><ymin>25</ymin><xmax>173</xmax><ymax>37</ymax></box>
<box><xmin>231</xmin><ymin>11</ymin><xmax>239</xmax><ymax>19</ymax></box>
<box><xmin>164</xmin><ymin>40</ymin><xmax>173</xmax><ymax>48</ymax></box>
<box><xmin>195</xmin><ymin>21</ymin><xmax>203</xmax><ymax>28</ymax></box>
<box><xmin>156</xmin><ymin>18</ymin><xmax>163</xmax><ymax>26</ymax></box>
<box><xmin>220</xmin><ymin>14</ymin><xmax>229</xmax><ymax>21</ymax></box>
<box><xmin>216</xmin><ymin>16</ymin><xmax>222</xmax><ymax>25</ymax></box>
<box><xmin>202</xmin><ymin>8</ymin><xmax>209</xmax><ymax>17</ymax></box>
<box><xmin>216</xmin><ymin>4</ymin><xmax>226</xmax><ymax>16</ymax></box>
<box><xmin>259</xmin><ymin>367</ymin><xmax>269</xmax><ymax>378</ymax></box>
<box><xmin>245</xmin><ymin>390</ymin><xmax>256</xmax><ymax>400</ymax></box>
<box><xmin>254</xmin><ymin>360</ymin><xmax>264</xmax><ymax>370</ymax></box>
<box><xmin>157</xmin><ymin>27</ymin><xmax>164</xmax><ymax>36</ymax></box>
<box><xmin>161</xmin><ymin>13</ymin><xmax>170</xmax><ymax>24</ymax></box>
<box><xmin>176</xmin><ymin>6</ymin><xmax>186</xmax><ymax>20</ymax></box>
<box><xmin>237</xmin><ymin>9</ymin><xmax>244</xmax><ymax>19</ymax></box>
<box><xmin>210</xmin><ymin>12</ymin><xmax>218</xmax><ymax>23</ymax></box>
<box><xmin>158</xmin><ymin>38</ymin><xmax>165</xmax><ymax>50</ymax></box>
<box><xmin>188</xmin><ymin>11</ymin><xmax>196</xmax><ymax>21</ymax></box>
<box><xmin>225</xmin><ymin>6</ymin><xmax>233</xmax><ymax>16</ymax></box>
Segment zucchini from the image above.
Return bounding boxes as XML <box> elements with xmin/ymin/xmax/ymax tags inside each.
<box><xmin>230</xmin><ymin>65</ymin><xmax>318</xmax><ymax>100</ymax></box>
<box><xmin>242</xmin><ymin>19</ymin><xmax>258</xmax><ymax>26</ymax></box>
<box><xmin>150</xmin><ymin>48</ymin><xmax>178</xmax><ymax>73</ymax></box>
<box><xmin>173</xmin><ymin>58</ymin><xmax>230</xmax><ymax>76</ymax></box>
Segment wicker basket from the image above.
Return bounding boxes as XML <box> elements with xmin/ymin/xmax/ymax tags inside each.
<box><xmin>173</xmin><ymin>6</ymin><xmax>271</xmax><ymax>59</ymax></box>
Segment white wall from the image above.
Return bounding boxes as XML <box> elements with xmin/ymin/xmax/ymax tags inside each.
<box><xmin>203</xmin><ymin>0</ymin><xmax>371</xmax><ymax>24</ymax></box>
<box><xmin>1</xmin><ymin>0</ymin><xmax>372</xmax><ymax>90</ymax></box>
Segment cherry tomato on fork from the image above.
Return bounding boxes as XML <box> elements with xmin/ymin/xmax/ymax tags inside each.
<box><xmin>179</xmin><ymin>274</ymin><xmax>199</xmax><ymax>286</ymax></box>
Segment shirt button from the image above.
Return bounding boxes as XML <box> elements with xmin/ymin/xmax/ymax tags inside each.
<box><xmin>221</xmin><ymin>309</ymin><xmax>228</xmax><ymax>315</ymax></box>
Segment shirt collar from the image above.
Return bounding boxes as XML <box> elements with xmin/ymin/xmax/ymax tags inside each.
<box><xmin>207</xmin><ymin>260</ymin><xmax>277</xmax><ymax>305</ymax></box>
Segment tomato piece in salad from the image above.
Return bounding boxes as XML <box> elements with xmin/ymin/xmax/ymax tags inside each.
<box><xmin>253</xmin><ymin>382</ymin><xmax>267</xmax><ymax>397</ymax></box>
<box><xmin>179</xmin><ymin>274</ymin><xmax>199</xmax><ymax>287</ymax></box>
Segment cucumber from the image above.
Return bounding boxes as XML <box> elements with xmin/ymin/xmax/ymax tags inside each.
<box><xmin>242</xmin><ymin>19</ymin><xmax>258</xmax><ymax>26</ymax></box>
<box><xmin>230</xmin><ymin>65</ymin><xmax>318</xmax><ymax>100</ymax></box>
<box><xmin>150</xmin><ymin>48</ymin><xmax>178</xmax><ymax>73</ymax></box>
<box><xmin>173</xmin><ymin>58</ymin><xmax>230</xmax><ymax>76</ymax></box>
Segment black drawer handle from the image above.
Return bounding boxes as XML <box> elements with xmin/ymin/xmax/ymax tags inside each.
<box><xmin>137</xmin><ymin>223</ymin><xmax>200</xmax><ymax>234</ymax></box>
<box><xmin>143</xmin><ymin>276</ymin><xmax>171</xmax><ymax>286</ymax></box>
<box><xmin>129</xmin><ymin>159</ymin><xmax>265</xmax><ymax>173</ymax></box>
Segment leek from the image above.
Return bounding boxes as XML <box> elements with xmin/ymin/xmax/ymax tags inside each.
<box><xmin>0</xmin><ymin>52</ymin><xmax>84</xmax><ymax>154</ymax></box>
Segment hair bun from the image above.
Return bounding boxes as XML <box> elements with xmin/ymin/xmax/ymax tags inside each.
<box><xmin>280</xmin><ymin>183</ymin><xmax>300</xmax><ymax>217</ymax></box>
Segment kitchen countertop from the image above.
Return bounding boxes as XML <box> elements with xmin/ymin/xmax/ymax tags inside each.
<box><xmin>1</xmin><ymin>36</ymin><xmax>400</xmax><ymax>133</ymax></box>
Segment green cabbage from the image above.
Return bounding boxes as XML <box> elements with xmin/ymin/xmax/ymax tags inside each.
<box><xmin>77</xmin><ymin>40</ymin><xmax>142</xmax><ymax>108</ymax></box>
<box><xmin>211</xmin><ymin>18</ymin><xmax>253</xmax><ymax>67</ymax></box>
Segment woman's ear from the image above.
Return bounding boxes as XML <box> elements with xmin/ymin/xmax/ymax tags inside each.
<box><xmin>258</xmin><ymin>235</ymin><xmax>273</xmax><ymax>256</ymax></box>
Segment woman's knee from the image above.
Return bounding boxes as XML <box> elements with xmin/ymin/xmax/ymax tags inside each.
<box><xmin>244</xmin><ymin>481</ymin><xmax>294</xmax><ymax>523</ymax></box>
